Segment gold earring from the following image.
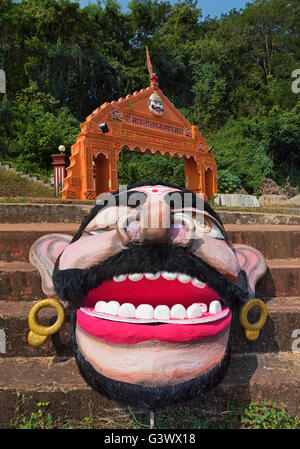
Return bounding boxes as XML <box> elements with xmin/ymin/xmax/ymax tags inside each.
<box><xmin>28</xmin><ymin>298</ymin><xmax>65</xmax><ymax>346</ymax></box>
<box><xmin>239</xmin><ymin>298</ymin><xmax>268</xmax><ymax>341</ymax></box>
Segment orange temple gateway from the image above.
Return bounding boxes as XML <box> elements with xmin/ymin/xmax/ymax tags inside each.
<box><xmin>61</xmin><ymin>72</ymin><xmax>218</xmax><ymax>201</ymax></box>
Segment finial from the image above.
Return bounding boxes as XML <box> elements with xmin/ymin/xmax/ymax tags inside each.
<box><xmin>146</xmin><ymin>46</ymin><xmax>159</xmax><ymax>88</ymax></box>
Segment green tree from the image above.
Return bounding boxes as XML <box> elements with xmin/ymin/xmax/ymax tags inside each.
<box><xmin>8</xmin><ymin>82</ymin><xmax>80</xmax><ymax>176</ymax></box>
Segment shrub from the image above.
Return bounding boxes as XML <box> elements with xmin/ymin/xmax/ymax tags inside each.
<box><xmin>217</xmin><ymin>169</ymin><xmax>241</xmax><ymax>193</ymax></box>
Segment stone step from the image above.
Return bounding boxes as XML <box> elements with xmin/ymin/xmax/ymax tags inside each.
<box><xmin>0</xmin><ymin>298</ymin><xmax>299</xmax><ymax>357</ymax></box>
<box><xmin>0</xmin><ymin>301</ymin><xmax>72</xmax><ymax>358</ymax></box>
<box><xmin>0</xmin><ymin>224</ymin><xmax>77</xmax><ymax>262</ymax></box>
<box><xmin>1</xmin><ymin>203</ymin><xmax>300</xmax><ymax>225</ymax></box>
<box><xmin>0</xmin><ymin>223</ymin><xmax>299</xmax><ymax>261</ymax></box>
<box><xmin>226</xmin><ymin>224</ymin><xmax>300</xmax><ymax>259</ymax></box>
<box><xmin>1</xmin><ymin>257</ymin><xmax>299</xmax><ymax>301</ymax></box>
<box><xmin>0</xmin><ymin>352</ymin><xmax>299</xmax><ymax>427</ymax></box>
<box><xmin>0</xmin><ymin>262</ymin><xmax>45</xmax><ymax>301</ymax></box>
<box><xmin>256</xmin><ymin>258</ymin><xmax>300</xmax><ymax>297</ymax></box>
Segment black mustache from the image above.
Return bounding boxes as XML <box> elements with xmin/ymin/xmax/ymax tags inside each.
<box><xmin>53</xmin><ymin>244</ymin><xmax>249</xmax><ymax>309</ymax></box>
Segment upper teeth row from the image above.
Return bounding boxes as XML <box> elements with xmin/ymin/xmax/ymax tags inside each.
<box><xmin>113</xmin><ymin>272</ymin><xmax>206</xmax><ymax>288</ymax></box>
<box><xmin>94</xmin><ymin>300</ymin><xmax>222</xmax><ymax>320</ymax></box>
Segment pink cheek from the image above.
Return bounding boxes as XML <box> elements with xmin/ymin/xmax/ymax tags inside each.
<box><xmin>193</xmin><ymin>237</ymin><xmax>240</xmax><ymax>279</ymax></box>
<box><xmin>59</xmin><ymin>232</ymin><xmax>123</xmax><ymax>270</ymax></box>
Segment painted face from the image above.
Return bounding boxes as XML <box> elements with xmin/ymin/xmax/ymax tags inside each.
<box><xmin>30</xmin><ymin>183</ymin><xmax>267</xmax><ymax>410</ymax></box>
<box><xmin>148</xmin><ymin>93</ymin><xmax>164</xmax><ymax>116</ymax></box>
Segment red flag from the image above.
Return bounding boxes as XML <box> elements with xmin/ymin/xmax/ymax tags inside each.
<box><xmin>146</xmin><ymin>46</ymin><xmax>153</xmax><ymax>78</ymax></box>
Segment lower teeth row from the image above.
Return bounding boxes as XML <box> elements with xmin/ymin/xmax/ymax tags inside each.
<box><xmin>93</xmin><ymin>300</ymin><xmax>222</xmax><ymax>320</ymax></box>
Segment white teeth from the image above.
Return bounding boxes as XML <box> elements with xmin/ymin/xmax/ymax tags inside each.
<box><xmin>171</xmin><ymin>304</ymin><xmax>187</xmax><ymax>319</ymax></box>
<box><xmin>136</xmin><ymin>304</ymin><xmax>154</xmax><ymax>319</ymax></box>
<box><xmin>119</xmin><ymin>303</ymin><xmax>136</xmax><ymax>318</ymax></box>
<box><xmin>106</xmin><ymin>301</ymin><xmax>120</xmax><ymax>315</ymax></box>
<box><xmin>177</xmin><ymin>273</ymin><xmax>192</xmax><ymax>284</ymax></box>
<box><xmin>144</xmin><ymin>272</ymin><xmax>160</xmax><ymax>280</ymax></box>
<box><xmin>209</xmin><ymin>300</ymin><xmax>222</xmax><ymax>314</ymax></box>
<box><xmin>94</xmin><ymin>301</ymin><xmax>107</xmax><ymax>313</ymax></box>
<box><xmin>199</xmin><ymin>303</ymin><xmax>208</xmax><ymax>313</ymax></box>
<box><xmin>112</xmin><ymin>272</ymin><xmax>207</xmax><ymax>290</ymax></box>
<box><xmin>161</xmin><ymin>271</ymin><xmax>177</xmax><ymax>281</ymax></box>
<box><xmin>187</xmin><ymin>303</ymin><xmax>203</xmax><ymax>319</ymax></box>
<box><xmin>191</xmin><ymin>278</ymin><xmax>206</xmax><ymax>289</ymax></box>
<box><xmin>154</xmin><ymin>305</ymin><xmax>171</xmax><ymax>320</ymax></box>
<box><xmin>113</xmin><ymin>274</ymin><xmax>127</xmax><ymax>282</ymax></box>
<box><xmin>90</xmin><ymin>299</ymin><xmax>225</xmax><ymax>322</ymax></box>
<box><xmin>128</xmin><ymin>273</ymin><xmax>144</xmax><ymax>281</ymax></box>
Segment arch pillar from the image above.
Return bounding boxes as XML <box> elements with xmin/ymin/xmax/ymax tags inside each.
<box><xmin>184</xmin><ymin>156</ymin><xmax>202</xmax><ymax>195</ymax></box>
<box><xmin>204</xmin><ymin>167</ymin><xmax>215</xmax><ymax>200</ymax></box>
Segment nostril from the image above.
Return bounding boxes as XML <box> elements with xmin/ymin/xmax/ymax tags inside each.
<box><xmin>126</xmin><ymin>219</ymin><xmax>141</xmax><ymax>241</ymax></box>
<box><xmin>116</xmin><ymin>214</ymin><xmax>140</xmax><ymax>246</ymax></box>
<box><xmin>171</xmin><ymin>214</ymin><xmax>195</xmax><ymax>247</ymax></box>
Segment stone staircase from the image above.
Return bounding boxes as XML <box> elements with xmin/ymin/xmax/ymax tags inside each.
<box><xmin>0</xmin><ymin>215</ymin><xmax>300</xmax><ymax>427</ymax></box>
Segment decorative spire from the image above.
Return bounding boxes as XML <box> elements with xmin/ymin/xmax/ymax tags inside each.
<box><xmin>146</xmin><ymin>46</ymin><xmax>159</xmax><ymax>88</ymax></box>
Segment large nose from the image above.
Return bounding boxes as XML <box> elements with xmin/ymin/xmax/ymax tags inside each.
<box><xmin>116</xmin><ymin>198</ymin><xmax>195</xmax><ymax>247</ymax></box>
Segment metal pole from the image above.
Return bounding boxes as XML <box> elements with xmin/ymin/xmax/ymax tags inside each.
<box><xmin>150</xmin><ymin>410</ymin><xmax>155</xmax><ymax>429</ymax></box>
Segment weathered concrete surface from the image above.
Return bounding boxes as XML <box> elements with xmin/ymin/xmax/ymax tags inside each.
<box><xmin>258</xmin><ymin>194</ymin><xmax>290</xmax><ymax>207</ymax></box>
<box><xmin>1</xmin><ymin>298</ymin><xmax>300</xmax><ymax>358</ymax></box>
<box><xmin>220</xmin><ymin>211</ymin><xmax>300</xmax><ymax>225</ymax></box>
<box><xmin>258</xmin><ymin>194</ymin><xmax>300</xmax><ymax>208</ymax></box>
<box><xmin>255</xmin><ymin>258</ymin><xmax>300</xmax><ymax>297</ymax></box>
<box><xmin>0</xmin><ymin>301</ymin><xmax>72</xmax><ymax>358</ymax></box>
<box><xmin>215</xmin><ymin>194</ymin><xmax>259</xmax><ymax>208</ymax></box>
<box><xmin>1</xmin><ymin>203</ymin><xmax>300</xmax><ymax>225</ymax></box>
<box><xmin>0</xmin><ymin>262</ymin><xmax>44</xmax><ymax>301</ymax></box>
<box><xmin>0</xmin><ymin>224</ymin><xmax>77</xmax><ymax>262</ymax></box>
<box><xmin>226</xmin><ymin>224</ymin><xmax>300</xmax><ymax>259</ymax></box>
<box><xmin>231</xmin><ymin>296</ymin><xmax>300</xmax><ymax>354</ymax></box>
<box><xmin>0</xmin><ymin>352</ymin><xmax>299</xmax><ymax>428</ymax></box>
<box><xmin>0</xmin><ymin>203</ymin><xmax>93</xmax><ymax>224</ymax></box>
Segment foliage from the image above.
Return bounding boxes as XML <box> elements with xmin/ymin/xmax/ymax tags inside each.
<box><xmin>0</xmin><ymin>0</ymin><xmax>299</xmax><ymax>188</ymax></box>
<box><xmin>118</xmin><ymin>150</ymin><xmax>185</xmax><ymax>187</ymax></box>
<box><xmin>9</xmin><ymin>397</ymin><xmax>300</xmax><ymax>429</ymax></box>
<box><xmin>5</xmin><ymin>82</ymin><xmax>80</xmax><ymax>177</ymax></box>
<box><xmin>10</xmin><ymin>400</ymin><xmax>53</xmax><ymax>429</ymax></box>
<box><xmin>240</xmin><ymin>401</ymin><xmax>300</xmax><ymax>429</ymax></box>
<box><xmin>217</xmin><ymin>170</ymin><xmax>241</xmax><ymax>194</ymax></box>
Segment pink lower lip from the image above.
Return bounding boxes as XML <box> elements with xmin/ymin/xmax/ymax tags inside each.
<box><xmin>76</xmin><ymin>310</ymin><xmax>232</xmax><ymax>345</ymax></box>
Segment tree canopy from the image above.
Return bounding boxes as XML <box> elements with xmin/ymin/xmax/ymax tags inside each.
<box><xmin>0</xmin><ymin>0</ymin><xmax>299</xmax><ymax>193</ymax></box>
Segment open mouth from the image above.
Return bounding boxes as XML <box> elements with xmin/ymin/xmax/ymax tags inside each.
<box><xmin>152</xmin><ymin>106</ymin><xmax>164</xmax><ymax>114</ymax></box>
<box><xmin>77</xmin><ymin>271</ymin><xmax>232</xmax><ymax>345</ymax></box>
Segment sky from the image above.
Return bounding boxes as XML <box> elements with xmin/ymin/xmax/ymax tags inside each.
<box><xmin>78</xmin><ymin>0</ymin><xmax>250</xmax><ymax>17</ymax></box>
<box><xmin>13</xmin><ymin>1</ymin><xmax>251</xmax><ymax>18</ymax></box>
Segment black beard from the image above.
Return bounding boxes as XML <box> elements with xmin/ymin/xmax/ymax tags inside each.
<box><xmin>53</xmin><ymin>243</ymin><xmax>249</xmax><ymax>310</ymax></box>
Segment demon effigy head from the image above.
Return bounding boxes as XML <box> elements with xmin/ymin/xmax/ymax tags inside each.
<box><xmin>148</xmin><ymin>92</ymin><xmax>164</xmax><ymax>116</ymax></box>
<box><xmin>29</xmin><ymin>181</ymin><xmax>267</xmax><ymax>410</ymax></box>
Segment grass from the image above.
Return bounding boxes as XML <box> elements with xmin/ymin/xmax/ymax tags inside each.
<box><xmin>0</xmin><ymin>167</ymin><xmax>54</xmax><ymax>198</ymax></box>
<box><xmin>8</xmin><ymin>397</ymin><xmax>300</xmax><ymax>430</ymax></box>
